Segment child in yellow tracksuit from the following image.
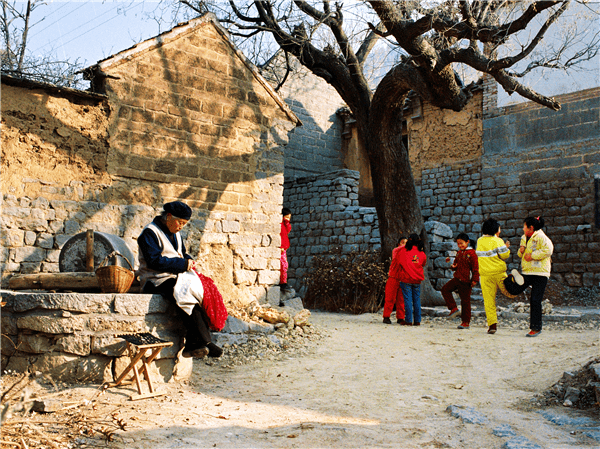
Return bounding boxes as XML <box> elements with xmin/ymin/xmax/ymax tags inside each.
<box><xmin>476</xmin><ymin>218</ymin><xmax>516</xmax><ymax>334</ymax></box>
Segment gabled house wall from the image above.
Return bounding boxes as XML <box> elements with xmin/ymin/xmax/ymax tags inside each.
<box><xmin>1</xmin><ymin>15</ymin><xmax>299</xmax><ymax>307</ymax></box>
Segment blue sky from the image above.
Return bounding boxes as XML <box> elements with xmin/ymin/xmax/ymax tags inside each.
<box><xmin>16</xmin><ymin>1</ymin><xmax>600</xmax><ymax>104</ymax></box>
<box><xmin>23</xmin><ymin>1</ymin><xmax>164</xmax><ymax>67</ymax></box>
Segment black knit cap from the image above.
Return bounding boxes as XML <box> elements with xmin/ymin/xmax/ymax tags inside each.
<box><xmin>163</xmin><ymin>201</ymin><xmax>192</xmax><ymax>220</ymax></box>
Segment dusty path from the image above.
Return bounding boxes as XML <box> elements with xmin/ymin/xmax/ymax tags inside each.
<box><xmin>10</xmin><ymin>311</ymin><xmax>597</xmax><ymax>448</ymax></box>
<box><xmin>85</xmin><ymin>311</ymin><xmax>598</xmax><ymax>449</ymax></box>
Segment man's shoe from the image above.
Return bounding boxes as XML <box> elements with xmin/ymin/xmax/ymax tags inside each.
<box><xmin>207</xmin><ymin>342</ymin><xmax>223</xmax><ymax>358</ymax></box>
<box><xmin>447</xmin><ymin>308</ymin><xmax>460</xmax><ymax>319</ymax></box>
<box><xmin>526</xmin><ymin>330</ymin><xmax>541</xmax><ymax>338</ymax></box>
<box><xmin>457</xmin><ymin>323</ymin><xmax>470</xmax><ymax>329</ymax></box>
<box><xmin>413</xmin><ymin>322</ymin><xmax>421</xmax><ymax>326</ymax></box>
<box><xmin>383</xmin><ymin>317</ymin><xmax>392</xmax><ymax>324</ymax></box>
<box><xmin>511</xmin><ymin>269</ymin><xmax>524</xmax><ymax>285</ymax></box>
<box><xmin>185</xmin><ymin>347</ymin><xmax>209</xmax><ymax>358</ymax></box>
<box><xmin>487</xmin><ymin>324</ymin><xmax>497</xmax><ymax>334</ymax></box>
<box><xmin>400</xmin><ymin>320</ymin><xmax>412</xmax><ymax>326</ymax></box>
<box><xmin>397</xmin><ymin>318</ymin><xmax>406</xmax><ymax>324</ymax></box>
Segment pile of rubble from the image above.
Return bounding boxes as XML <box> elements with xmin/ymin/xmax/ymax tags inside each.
<box><xmin>505</xmin><ymin>299</ymin><xmax>553</xmax><ymax>315</ymax></box>
<box><xmin>536</xmin><ymin>357</ymin><xmax>600</xmax><ymax>410</ymax></box>
<box><xmin>206</xmin><ymin>290</ymin><xmax>329</xmax><ymax>368</ymax></box>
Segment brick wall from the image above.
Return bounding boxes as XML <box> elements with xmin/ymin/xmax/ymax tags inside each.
<box><xmin>1</xmin><ymin>15</ymin><xmax>298</xmax><ymax>305</ymax></box>
<box><xmin>261</xmin><ymin>53</ymin><xmax>345</xmax><ymax>180</ymax></box>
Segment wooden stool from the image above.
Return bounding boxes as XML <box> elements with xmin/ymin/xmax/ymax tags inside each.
<box><xmin>104</xmin><ymin>333</ymin><xmax>173</xmax><ymax>401</ymax></box>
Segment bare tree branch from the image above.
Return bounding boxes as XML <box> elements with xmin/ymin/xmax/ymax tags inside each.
<box><xmin>491</xmin><ymin>0</ymin><xmax>570</xmax><ymax>70</ymax></box>
<box><xmin>493</xmin><ymin>68</ymin><xmax>561</xmax><ymax>110</ymax></box>
<box><xmin>356</xmin><ymin>22</ymin><xmax>385</xmax><ymax>66</ymax></box>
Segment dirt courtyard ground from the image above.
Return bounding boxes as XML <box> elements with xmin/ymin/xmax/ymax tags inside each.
<box><xmin>4</xmin><ymin>310</ymin><xmax>598</xmax><ymax>449</ymax></box>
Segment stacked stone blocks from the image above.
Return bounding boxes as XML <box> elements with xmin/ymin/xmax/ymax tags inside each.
<box><xmin>283</xmin><ymin>169</ymin><xmax>381</xmax><ymax>286</ymax></box>
<box><xmin>1</xmin><ymin>291</ymin><xmax>185</xmax><ymax>383</ymax></box>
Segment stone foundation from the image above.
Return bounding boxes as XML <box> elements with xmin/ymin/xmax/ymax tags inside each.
<box><xmin>1</xmin><ymin>291</ymin><xmax>191</xmax><ymax>383</ymax></box>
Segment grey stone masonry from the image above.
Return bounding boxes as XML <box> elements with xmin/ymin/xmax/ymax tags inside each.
<box><xmin>418</xmin><ymin>160</ymin><xmax>483</xmax><ymax>238</ymax></box>
<box><xmin>480</xmin><ymin>86</ymin><xmax>600</xmax><ymax>287</ymax></box>
<box><xmin>283</xmin><ymin>169</ymin><xmax>380</xmax><ymax>288</ymax></box>
<box><xmin>1</xmin><ymin>290</ymin><xmax>189</xmax><ymax>384</ymax></box>
<box><xmin>283</xmin><ymin>170</ymin><xmax>472</xmax><ymax>292</ymax></box>
<box><xmin>261</xmin><ymin>52</ymin><xmax>345</xmax><ymax>180</ymax></box>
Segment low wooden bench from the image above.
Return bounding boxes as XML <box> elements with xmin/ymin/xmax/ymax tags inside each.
<box><xmin>103</xmin><ymin>333</ymin><xmax>173</xmax><ymax>400</ymax></box>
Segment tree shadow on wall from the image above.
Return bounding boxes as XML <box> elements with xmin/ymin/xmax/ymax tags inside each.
<box><xmin>1</xmin><ymin>16</ymin><xmax>302</xmax><ymax>282</ymax></box>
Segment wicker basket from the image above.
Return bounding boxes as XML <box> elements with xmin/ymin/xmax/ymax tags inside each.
<box><xmin>95</xmin><ymin>251</ymin><xmax>134</xmax><ymax>293</ymax></box>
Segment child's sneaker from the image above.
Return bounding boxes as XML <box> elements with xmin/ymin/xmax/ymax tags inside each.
<box><xmin>511</xmin><ymin>269</ymin><xmax>524</xmax><ymax>285</ymax></box>
<box><xmin>383</xmin><ymin>317</ymin><xmax>392</xmax><ymax>324</ymax></box>
<box><xmin>526</xmin><ymin>330</ymin><xmax>541</xmax><ymax>337</ymax></box>
<box><xmin>457</xmin><ymin>323</ymin><xmax>470</xmax><ymax>329</ymax></box>
<box><xmin>447</xmin><ymin>308</ymin><xmax>459</xmax><ymax>319</ymax></box>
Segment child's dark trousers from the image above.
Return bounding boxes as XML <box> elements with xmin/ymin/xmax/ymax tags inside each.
<box><xmin>441</xmin><ymin>278</ymin><xmax>472</xmax><ymax>324</ymax></box>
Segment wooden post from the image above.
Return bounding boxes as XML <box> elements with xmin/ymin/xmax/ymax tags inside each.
<box><xmin>86</xmin><ymin>229</ymin><xmax>94</xmax><ymax>272</ymax></box>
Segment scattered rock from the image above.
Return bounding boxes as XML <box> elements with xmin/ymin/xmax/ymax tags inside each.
<box><xmin>493</xmin><ymin>424</ymin><xmax>517</xmax><ymax>437</ymax></box>
<box><xmin>502</xmin><ymin>436</ymin><xmax>543</xmax><ymax>449</ymax></box>
<box><xmin>446</xmin><ymin>404</ymin><xmax>489</xmax><ymax>424</ymax></box>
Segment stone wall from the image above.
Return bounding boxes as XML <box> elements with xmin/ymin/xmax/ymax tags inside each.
<box><xmin>480</xmin><ymin>84</ymin><xmax>600</xmax><ymax>287</ymax></box>
<box><xmin>0</xmin><ymin>290</ymin><xmax>300</xmax><ymax>383</ymax></box>
<box><xmin>283</xmin><ymin>170</ymin><xmax>381</xmax><ymax>287</ymax></box>
<box><xmin>261</xmin><ymin>52</ymin><xmax>345</xmax><ymax>180</ymax></box>
<box><xmin>1</xmin><ymin>15</ymin><xmax>299</xmax><ymax>307</ymax></box>
<box><xmin>418</xmin><ymin>160</ymin><xmax>483</xmax><ymax>242</ymax></box>
<box><xmin>1</xmin><ymin>291</ymin><xmax>189</xmax><ymax>383</ymax></box>
<box><xmin>283</xmin><ymin>84</ymin><xmax>600</xmax><ymax>290</ymax></box>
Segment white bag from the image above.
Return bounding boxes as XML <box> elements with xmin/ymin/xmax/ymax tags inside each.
<box><xmin>173</xmin><ymin>270</ymin><xmax>204</xmax><ymax>315</ymax></box>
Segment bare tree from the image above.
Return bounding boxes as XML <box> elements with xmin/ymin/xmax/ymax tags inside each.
<box><xmin>161</xmin><ymin>0</ymin><xmax>599</xmax><ymax>302</ymax></box>
<box><xmin>1</xmin><ymin>0</ymin><xmax>86</xmax><ymax>87</ymax></box>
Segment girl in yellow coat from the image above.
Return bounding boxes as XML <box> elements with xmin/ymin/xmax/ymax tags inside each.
<box><xmin>476</xmin><ymin>218</ymin><xmax>516</xmax><ymax>334</ymax></box>
<box><xmin>516</xmin><ymin>216</ymin><xmax>554</xmax><ymax>337</ymax></box>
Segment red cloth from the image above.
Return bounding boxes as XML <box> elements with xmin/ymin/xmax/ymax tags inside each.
<box><xmin>194</xmin><ymin>270</ymin><xmax>228</xmax><ymax>331</ymax></box>
<box><xmin>281</xmin><ymin>219</ymin><xmax>291</xmax><ymax>250</ymax></box>
<box><xmin>396</xmin><ymin>246</ymin><xmax>427</xmax><ymax>284</ymax></box>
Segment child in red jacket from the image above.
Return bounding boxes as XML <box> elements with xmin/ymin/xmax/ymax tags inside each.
<box><xmin>280</xmin><ymin>207</ymin><xmax>292</xmax><ymax>293</ymax></box>
<box><xmin>441</xmin><ymin>233</ymin><xmax>479</xmax><ymax>329</ymax></box>
<box><xmin>398</xmin><ymin>234</ymin><xmax>427</xmax><ymax>326</ymax></box>
<box><xmin>382</xmin><ymin>236</ymin><xmax>408</xmax><ymax>324</ymax></box>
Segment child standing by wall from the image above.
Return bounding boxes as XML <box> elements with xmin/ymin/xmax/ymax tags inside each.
<box><xmin>397</xmin><ymin>234</ymin><xmax>427</xmax><ymax>326</ymax></box>
<box><xmin>516</xmin><ymin>216</ymin><xmax>554</xmax><ymax>337</ymax></box>
<box><xmin>280</xmin><ymin>207</ymin><xmax>292</xmax><ymax>293</ymax></box>
<box><xmin>382</xmin><ymin>236</ymin><xmax>408</xmax><ymax>324</ymax></box>
<box><xmin>476</xmin><ymin>218</ymin><xmax>516</xmax><ymax>334</ymax></box>
<box><xmin>442</xmin><ymin>233</ymin><xmax>479</xmax><ymax>329</ymax></box>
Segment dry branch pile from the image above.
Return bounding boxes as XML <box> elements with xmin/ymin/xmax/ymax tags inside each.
<box><xmin>303</xmin><ymin>248</ymin><xmax>387</xmax><ymax>314</ymax></box>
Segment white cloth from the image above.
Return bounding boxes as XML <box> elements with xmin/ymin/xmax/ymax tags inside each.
<box><xmin>173</xmin><ymin>270</ymin><xmax>204</xmax><ymax>315</ymax></box>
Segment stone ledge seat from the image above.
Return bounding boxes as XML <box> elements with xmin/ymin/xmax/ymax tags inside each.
<box><xmin>1</xmin><ymin>290</ymin><xmax>188</xmax><ymax>384</ymax></box>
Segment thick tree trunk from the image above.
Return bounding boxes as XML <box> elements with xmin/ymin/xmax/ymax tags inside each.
<box><xmin>364</xmin><ymin>64</ymin><xmax>444</xmax><ymax>306</ymax></box>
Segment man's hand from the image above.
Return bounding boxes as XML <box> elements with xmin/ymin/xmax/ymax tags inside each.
<box><xmin>518</xmin><ymin>246</ymin><xmax>526</xmax><ymax>256</ymax></box>
<box><xmin>524</xmin><ymin>253</ymin><xmax>533</xmax><ymax>262</ymax></box>
<box><xmin>505</xmin><ymin>240</ymin><xmax>511</xmax><ymax>248</ymax></box>
<box><xmin>187</xmin><ymin>259</ymin><xmax>198</xmax><ymax>271</ymax></box>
